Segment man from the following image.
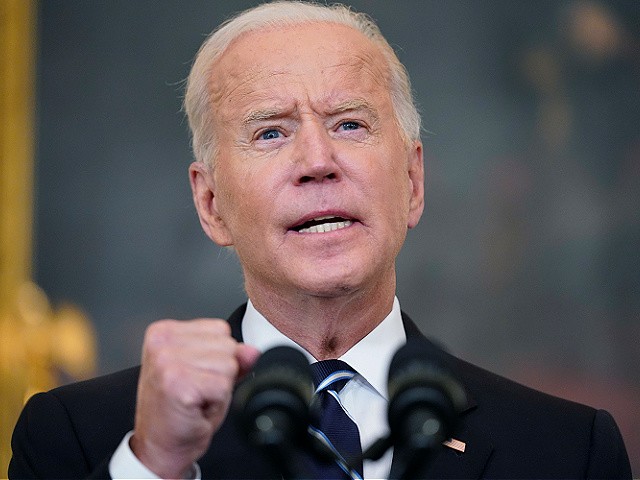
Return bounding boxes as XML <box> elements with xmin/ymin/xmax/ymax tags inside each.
<box><xmin>9</xmin><ymin>1</ymin><xmax>631</xmax><ymax>479</ymax></box>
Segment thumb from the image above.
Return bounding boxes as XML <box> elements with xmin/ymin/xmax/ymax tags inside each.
<box><xmin>236</xmin><ymin>343</ymin><xmax>261</xmax><ymax>379</ymax></box>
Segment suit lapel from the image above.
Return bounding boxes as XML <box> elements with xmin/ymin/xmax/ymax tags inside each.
<box><xmin>399</xmin><ymin>312</ymin><xmax>493</xmax><ymax>479</ymax></box>
<box><xmin>227</xmin><ymin>303</ymin><xmax>247</xmax><ymax>342</ymax></box>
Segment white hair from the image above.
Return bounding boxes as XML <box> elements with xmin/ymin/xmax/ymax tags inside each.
<box><xmin>184</xmin><ymin>1</ymin><xmax>421</xmax><ymax>167</ymax></box>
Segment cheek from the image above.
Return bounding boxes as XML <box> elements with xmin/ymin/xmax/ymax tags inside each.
<box><xmin>385</xmin><ymin>175</ymin><xmax>414</xmax><ymax>237</ymax></box>
<box><xmin>382</xmin><ymin>161</ymin><xmax>412</xmax><ymax>208</ymax></box>
<box><xmin>213</xmin><ymin>174</ymin><xmax>250</xmax><ymax>235</ymax></box>
<box><xmin>218</xmin><ymin>171</ymin><xmax>277</xmax><ymax>236</ymax></box>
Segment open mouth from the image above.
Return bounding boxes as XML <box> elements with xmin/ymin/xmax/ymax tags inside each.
<box><xmin>291</xmin><ymin>215</ymin><xmax>354</xmax><ymax>234</ymax></box>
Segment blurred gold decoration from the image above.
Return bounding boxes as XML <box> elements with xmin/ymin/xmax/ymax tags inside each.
<box><xmin>521</xmin><ymin>46</ymin><xmax>572</xmax><ymax>153</ymax></box>
<box><xmin>567</xmin><ymin>1</ymin><xmax>624</xmax><ymax>62</ymax></box>
<box><xmin>9</xmin><ymin>283</ymin><xmax>97</xmax><ymax>401</ymax></box>
<box><xmin>1</xmin><ymin>0</ymin><xmax>97</xmax><ymax>474</ymax></box>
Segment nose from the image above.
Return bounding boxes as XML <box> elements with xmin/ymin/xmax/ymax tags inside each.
<box><xmin>293</xmin><ymin>120</ymin><xmax>341</xmax><ymax>185</ymax></box>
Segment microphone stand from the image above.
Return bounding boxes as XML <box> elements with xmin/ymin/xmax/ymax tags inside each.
<box><xmin>363</xmin><ymin>409</ymin><xmax>449</xmax><ymax>480</ymax></box>
<box><xmin>244</xmin><ymin>408</ymin><xmax>312</xmax><ymax>480</ymax></box>
<box><xmin>365</xmin><ymin>440</ymin><xmax>440</xmax><ymax>480</ymax></box>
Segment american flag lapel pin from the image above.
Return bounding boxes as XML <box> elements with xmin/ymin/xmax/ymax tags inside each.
<box><xmin>443</xmin><ymin>438</ymin><xmax>466</xmax><ymax>453</ymax></box>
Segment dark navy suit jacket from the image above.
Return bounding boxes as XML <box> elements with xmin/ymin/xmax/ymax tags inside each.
<box><xmin>9</xmin><ymin>305</ymin><xmax>631</xmax><ymax>479</ymax></box>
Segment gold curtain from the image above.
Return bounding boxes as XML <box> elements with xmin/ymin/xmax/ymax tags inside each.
<box><xmin>1</xmin><ymin>0</ymin><xmax>96</xmax><ymax>474</ymax></box>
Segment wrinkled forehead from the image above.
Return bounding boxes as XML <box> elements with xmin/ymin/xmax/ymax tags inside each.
<box><xmin>207</xmin><ymin>22</ymin><xmax>392</xmax><ymax>119</ymax></box>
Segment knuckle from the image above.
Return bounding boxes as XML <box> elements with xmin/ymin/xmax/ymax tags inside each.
<box><xmin>144</xmin><ymin>319</ymin><xmax>178</xmax><ymax>348</ymax></box>
<box><xmin>159</xmin><ymin>364</ymin><xmax>189</xmax><ymax>397</ymax></box>
<box><xmin>152</xmin><ymin>346</ymin><xmax>175</xmax><ymax>370</ymax></box>
<box><xmin>176</xmin><ymin>385</ymin><xmax>201</xmax><ymax>409</ymax></box>
<box><xmin>209</xmin><ymin>319</ymin><xmax>231</xmax><ymax>336</ymax></box>
<box><xmin>215</xmin><ymin>355</ymin><xmax>239</xmax><ymax>378</ymax></box>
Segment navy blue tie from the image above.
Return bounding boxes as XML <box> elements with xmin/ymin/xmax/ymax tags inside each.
<box><xmin>308</xmin><ymin>360</ymin><xmax>363</xmax><ymax>480</ymax></box>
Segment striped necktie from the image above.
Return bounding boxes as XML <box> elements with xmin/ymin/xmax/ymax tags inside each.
<box><xmin>308</xmin><ymin>360</ymin><xmax>363</xmax><ymax>480</ymax></box>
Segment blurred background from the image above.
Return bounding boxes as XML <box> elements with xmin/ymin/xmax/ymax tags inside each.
<box><xmin>1</xmin><ymin>0</ymin><xmax>638</xmax><ymax>475</ymax></box>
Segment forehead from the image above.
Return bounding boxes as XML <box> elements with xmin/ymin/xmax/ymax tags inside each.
<box><xmin>209</xmin><ymin>22</ymin><xmax>391</xmax><ymax>119</ymax></box>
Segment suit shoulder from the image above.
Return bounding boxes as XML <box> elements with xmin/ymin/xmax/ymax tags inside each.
<box><xmin>49</xmin><ymin>365</ymin><xmax>140</xmax><ymax>401</ymax></box>
<box><xmin>454</xmin><ymin>356</ymin><xmax>596</xmax><ymax>418</ymax></box>
<box><xmin>11</xmin><ymin>367</ymin><xmax>141</xmax><ymax>478</ymax></box>
<box><xmin>451</xmin><ymin>357</ymin><xmax>631</xmax><ymax>477</ymax></box>
<box><xmin>48</xmin><ymin>367</ymin><xmax>140</xmax><ymax>416</ymax></box>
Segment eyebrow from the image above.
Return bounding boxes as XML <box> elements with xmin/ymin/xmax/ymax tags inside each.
<box><xmin>243</xmin><ymin>108</ymin><xmax>290</xmax><ymax>125</ymax></box>
<box><xmin>327</xmin><ymin>98</ymin><xmax>379</xmax><ymax>122</ymax></box>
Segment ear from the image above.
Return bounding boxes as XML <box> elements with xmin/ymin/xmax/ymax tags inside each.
<box><xmin>189</xmin><ymin>162</ymin><xmax>234</xmax><ymax>246</ymax></box>
<box><xmin>406</xmin><ymin>140</ymin><xmax>425</xmax><ymax>229</ymax></box>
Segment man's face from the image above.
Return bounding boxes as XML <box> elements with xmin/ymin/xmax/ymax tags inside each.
<box><xmin>191</xmin><ymin>22</ymin><xmax>424</xmax><ymax>299</ymax></box>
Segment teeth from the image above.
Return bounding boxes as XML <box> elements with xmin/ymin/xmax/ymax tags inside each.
<box><xmin>299</xmin><ymin>219</ymin><xmax>353</xmax><ymax>234</ymax></box>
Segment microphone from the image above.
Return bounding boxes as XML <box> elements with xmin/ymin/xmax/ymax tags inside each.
<box><xmin>233</xmin><ymin>346</ymin><xmax>313</xmax><ymax>478</ymax></box>
<box><xmin>367</xmin><ymin>339</ymin><xmax>466</xmax><ymax>479</ymax></box>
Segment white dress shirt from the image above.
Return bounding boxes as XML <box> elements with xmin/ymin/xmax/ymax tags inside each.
<box><xmin>110</xmin><ymin>298</ymin><xmax>407</xmax><ymax>479</ymax></box>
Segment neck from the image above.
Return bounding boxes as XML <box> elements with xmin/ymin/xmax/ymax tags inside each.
<box><xmin>246</xmin><ymin>276</ymin><xmax>396</xmax><ymax>360</ymax></box>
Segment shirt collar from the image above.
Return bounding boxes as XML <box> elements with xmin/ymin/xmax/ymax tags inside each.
<box><xmin>241</xmin><ymin>297</ymin><xmax>406</xmax><ymax>400</ymax></box>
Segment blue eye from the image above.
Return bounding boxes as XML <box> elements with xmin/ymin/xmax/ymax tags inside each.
<box><xmin>260</xmin><ymin>129</ymin><xmax>280</xmax><ymax>140</ymax></box>
<box><xmin>340</xmin><ymin>121</ymin><xmax>361</xmax><ymax>131</ymax></box>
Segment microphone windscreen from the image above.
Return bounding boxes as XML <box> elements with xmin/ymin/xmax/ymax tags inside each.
<box><xmin>234</xmin><ymin>346</ymin><xmax>313</xmax><ymax>447</ymax></box>
<box><xmin>387</xmin><ymin>339</ymin><xmax>466</xmax><ymax>448</ymax></box>
<box><xmin>252</xmin><ymin>345</ymin><xmax>311</xmax><ymax>381</ymax></box>
<box><xmin>389</xmin><ymin>339</ymin><xmax>451</xmax><ymax>379</ymax></box>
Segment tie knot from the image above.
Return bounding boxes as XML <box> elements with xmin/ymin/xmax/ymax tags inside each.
<box><xmin>310</xmin><ymin>359</ymin><xmax>356</xmax><ymax>393</ymax></box>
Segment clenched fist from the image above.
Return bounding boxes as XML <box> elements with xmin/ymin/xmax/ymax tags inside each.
<box><xmin>130</xmin><ymin>318</ymin><xmax>260</xmax><ymax>478</ymax></box>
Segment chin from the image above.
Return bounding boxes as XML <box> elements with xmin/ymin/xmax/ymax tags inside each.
<box><xmin>293</xmin><ymin>268</ymin><xmax>369</xmax><ymax>298</ymax></box>
<box><xmin>302</xmin><ymin>282</ymin><xmax>358</xmax><ymax>298</ymax></box>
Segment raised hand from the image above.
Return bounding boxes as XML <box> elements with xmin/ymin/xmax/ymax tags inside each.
<box><xmin>130</xmin><ymin>318</ymin><xmax>260</xmax><ymax>478</ymax></box>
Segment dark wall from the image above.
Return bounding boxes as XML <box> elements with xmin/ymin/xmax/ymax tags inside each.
<box><xmin>35</xmin><ymin>1</ymin><xmax>640</xmax><ymax>471</ymax></box>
